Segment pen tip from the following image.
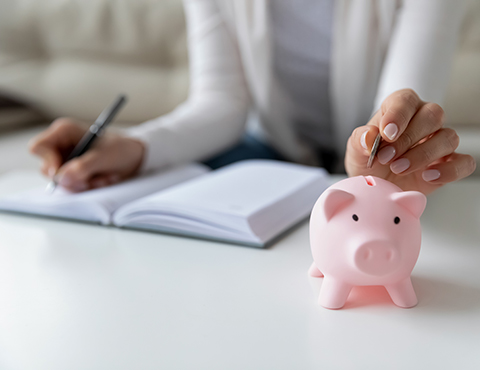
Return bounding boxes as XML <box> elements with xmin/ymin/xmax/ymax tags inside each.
<box><xmin>45</xmin><ymin>181</ymin><xmax>57</xmax><ymax>194</ymax></box>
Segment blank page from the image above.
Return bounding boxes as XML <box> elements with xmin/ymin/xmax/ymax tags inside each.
<box><xmin>113</xmin><ymin>160</ymin><xmax>329</xmax><ymax>242</ymax></box>
<box><xmin>123</xmin><ymin>160</ymin><xmax>327</xmax><ymax>216</ymax></box>
<box><xmin>0</xmin><ymin>164</ymin><xmax>209</xmax><ymax>224</ymax></box>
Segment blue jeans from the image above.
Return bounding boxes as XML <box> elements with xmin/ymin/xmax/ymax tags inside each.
<box><xmin>202</xmin><ymin>134</ymin><xmax>285</xmax><ymax>170</ymax></box>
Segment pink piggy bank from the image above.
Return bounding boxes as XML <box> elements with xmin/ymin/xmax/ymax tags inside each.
<box><xmin>309</xmin><ymin>176</ymin><xmax>427</xmax><ymax>309</ymax></box>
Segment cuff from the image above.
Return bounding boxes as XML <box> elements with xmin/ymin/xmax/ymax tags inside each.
<box><xmin>123</xmin><ymin>124</ymin><xmax>171</xmax><ymax>174</ymax></box>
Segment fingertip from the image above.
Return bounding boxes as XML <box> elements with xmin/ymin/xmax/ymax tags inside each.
<box><xmin>378</xmin><ymin>114</ymin><xmax>400</xmax><ymax>143</ymax></box>
<box><xmin>383</xmin><ymin>123</ymin><xmax>399</xmax><ymax>142</ymax></box>
<box><xmin>35</xmin><ymin>149</ymin><xmax>62</xmax><ymax>178</ymax></box>
<box><xmin>90</xmin><ymin>178</ymin><xmax>109</xmax><ymax>189</ymax></box>
<box><xmin>379</xmin><ymin>89</ymin><xmax>422</xmax><ymax>143</ymax></box>
<box><xmin>48</xmin><ymin>166</ymin><xmax>58</xmax><ymax>179</ymax></box>
<box><xmin>420</xmin><ymin>153</ymin><xmax>476</xmax><ymax>185</ymax></box>
<box><xmin>89</xmin><ymin>173</ymin><xmax>122</xmax><ymax>190</ymax></box>
<box><xmin>358</xmin><ymin>126</ymin><xmax>380</xmax><ymax>153</ymax></box>
<box><xmin>40</xmin><ymin>163</ymin><xmax>59</xmax><ymax>179</ymax></box>
<box><xmin>28</xmin><ymin>140</ymin><xmax>46</xmax><ymax>157</ymax></box>
<box><xmin>422</xmin><ymin>169</ymin><xmax>441</xmax><ymax>182</ymax></box>
<box><xmin>360</xmin><ymin>131</ymin><xmax>368</xmax><ymax>151</ymax></box>
<box><xmin>68</xmin><ymin>182</ymin><xmax>89</xmax><ymax>193</ymax></box>
<box><xmin>467</xmin><ymin>154</ymin><xmax>477</xmax><ymax>175</ymax></box>
<box><xmin>28</xmin><ymin>139</ymin><xmax>39</xmax><ymax>155</ymax></box>
<box><xmin>56</xmin><ymin>159</ymin><xmax>88</xmax><ymax>187</ymax></box>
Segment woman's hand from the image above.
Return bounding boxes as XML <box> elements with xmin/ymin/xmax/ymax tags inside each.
<box><xmin>29</xmin><ymin>118</ymin><xmax>145</xmax><ymax>192</ymax></box>
<box><xmin>345</xmin><ymin>89</ymin><xmax>476</xmax><ymax>195</ymax></box>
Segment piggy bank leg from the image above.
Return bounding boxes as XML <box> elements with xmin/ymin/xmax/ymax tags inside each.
<box><xmin>385</xmin><ymin>278</ymin><xmax>418</xmax><ymax>308</ymax></box>
<box><xmin>319</xmin><ymin>277</ymin><xmax>352</xmax><ymax>309</ymax></box>
<box><xmin>308</xmin><ymin>262</ymin><xmax>324</xmax><ymax>277</ymax></box>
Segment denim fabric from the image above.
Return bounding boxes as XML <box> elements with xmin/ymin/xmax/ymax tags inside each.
<box><xmin>202</xmin><ymin>135</ymin><xmax>285</xmax><ymax>170</ymax></box>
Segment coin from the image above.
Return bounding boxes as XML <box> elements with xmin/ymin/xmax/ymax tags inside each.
<box><xmin>367</xmin><ymin>133</ymin><xmax>382</xmax><ymax>168</ymax></box>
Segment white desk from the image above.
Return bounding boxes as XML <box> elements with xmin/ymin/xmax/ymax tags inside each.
<box><xmin>0</xmin><ymin>175</ymin><xmax>479</xmax><ymax>370</ymax></box>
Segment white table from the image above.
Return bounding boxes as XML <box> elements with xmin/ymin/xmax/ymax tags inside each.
<box><xmin>0</xmin><ymin>174</ymin><xmax>479</xmax><ymax>370</ymax></box>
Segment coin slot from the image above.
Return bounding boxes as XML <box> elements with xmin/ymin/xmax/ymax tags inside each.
<box><xmin>364</xmin><ymin>176</ymin><xmax>376</xmax><ymax>186</ymax></box>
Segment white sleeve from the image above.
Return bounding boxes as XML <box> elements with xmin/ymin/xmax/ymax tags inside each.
<box><xmin>126</xmin><ymin>0</ymin><xmax>250</xmax><ymax>172</ymax></box>
<box><xmin>374</xmin><ymin>0</ymin><xmax>467</xmax><ymax>110</ymax></box>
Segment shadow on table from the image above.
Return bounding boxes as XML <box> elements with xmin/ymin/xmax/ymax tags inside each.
<box><xmin>413</xmin><ymin>275</ymin><xmax>480</xmax><ymax>314</ymax></box>
<box><xmin>422</xmin><ymin>180</ymin><xmax>480</xmax><ymax>247</ymax></box>
<box><xmin>308</xmin><ymin>276</ymin><xmax>394</xmax><ymax>310</ymax></box>
<box><xmin>308</xmin><ymin>275</ymin><xmax>480</xmax><ymax>312</ymax></box>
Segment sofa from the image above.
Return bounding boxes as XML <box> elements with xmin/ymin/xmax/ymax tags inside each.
<box><xmin>0</xmin><ymin>0</ymin><xmax>478</xmax><ymax>174</ymax></box>
<box><xmin>0</xmin><ymin>0</ymin><xmax>189</xmax><ymax>126</ymax></box>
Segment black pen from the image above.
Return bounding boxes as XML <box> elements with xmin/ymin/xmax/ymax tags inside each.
<box><xmin>46</xmin><ymin>94</ymin><xmax>128</xmax><ymax>193</ymax></box>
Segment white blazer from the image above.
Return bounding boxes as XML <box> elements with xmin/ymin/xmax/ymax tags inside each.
<box><xmin>128</xmin><ymin>0</ymin><xmax>466</xmax><ymax>171</ymax></box>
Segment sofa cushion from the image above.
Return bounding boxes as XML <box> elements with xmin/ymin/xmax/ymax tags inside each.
<box><xmin>443</xmin><ymin>0</ymin><xmax>480</xmax><ymax>126</ymax></box>
<box><xmin>0</xmin><ymin>0</ymin><xmax>479</xmax><ymax>128</ymax></box>
<box><xmin>0</xmin><ymin>0</ymin><xmax>189</xmax><ymax>124</ymax></box>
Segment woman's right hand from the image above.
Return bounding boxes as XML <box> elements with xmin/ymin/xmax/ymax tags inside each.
<box><xmin>29</xmin><ymin>118</ymin><xmax>145</xmax><ymax>192</ymax></box>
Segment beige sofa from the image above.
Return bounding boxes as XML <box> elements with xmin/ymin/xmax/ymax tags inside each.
<box><xmin>0</xmin><ymin>0</ymin><xmax>479</xmax><ymax>173</ymax></box>
<box><xmin>0</xmin><ymin>0</ymin><xmax>189</xmax><ymax>125</ymax></box>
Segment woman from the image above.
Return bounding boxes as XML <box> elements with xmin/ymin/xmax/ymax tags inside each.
<box><xmin>29</xmin><ymin>0</ymin><xmax>476</xmax><ymax>195</ymax></box>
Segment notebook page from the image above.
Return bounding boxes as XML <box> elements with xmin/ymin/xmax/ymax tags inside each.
<box><xmin>113</xmin><ymin>160</ymin><xmax>328</xmax><ymax>238</ymax></box>
<box><xmin>0</xmin><ymin>164</ymin><xmax>209</xmax><ymax>224</ymax></box>
<box><xmin>67</xmin><ymin>164</ymin><xmax>209</xmax><ymax>214</ymax></box>
<box><xmin>127</xmin><ymin>160</ymin><xmax>326</xmax><ymax>216</ymax></box>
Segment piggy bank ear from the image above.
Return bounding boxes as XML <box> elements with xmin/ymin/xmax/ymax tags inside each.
<box><xmin>322</xmin><ymin>189</ymin><xmax>355</xmax><ymax>221</ymax></box>
<box><xmin>391</xmin><ymin>191</ymin><xmax>427</xmax><ymax>218</ymax></box>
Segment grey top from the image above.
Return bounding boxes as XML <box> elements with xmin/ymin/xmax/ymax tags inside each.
<box><xmin>270</xmin><ymin>0</ymin><xmax>335</xmax><ymax>151</ymax></box>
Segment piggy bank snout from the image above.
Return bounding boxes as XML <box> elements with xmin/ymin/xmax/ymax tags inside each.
<box><xmin>353</xmin><ymin>241</ymin><xmax>400</xmax><ymax>276</ymax></box>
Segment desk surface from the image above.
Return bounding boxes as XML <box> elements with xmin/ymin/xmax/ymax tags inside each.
<box><xmin>0</xmin><ymin>173</ymin><xmax>479</xmax><ymax>370</ymax></box>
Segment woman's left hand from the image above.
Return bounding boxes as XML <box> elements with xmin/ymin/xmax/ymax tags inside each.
<box><xmin>345</xmin><ymin>89</ymin><xmax>476</xmax><ymax>195</ymax></box>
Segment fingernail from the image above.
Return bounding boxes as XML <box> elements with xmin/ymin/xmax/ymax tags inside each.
<box><xmin>360</xmin><ymin>131</ymin><xmax>368</xmax><ymax>150</ymax></box>
<box><xmin>72</xmin><ymin>182</ymin><xmax>88</xmax><ymax>192</ymax></box>
<box><xmin>48</xmin><ymin>167</ymin><xmax>57</xmax><ymax>179</ymax></box>
<box><xmin>384</xmin><ymin>123</ymin><xmax>399</xmax><ymax>140</ymax></box>
<box><xmin>390</xmin><ymin>158</ymin><xmax>410</xmax><ymax>174</ymax></box>
<box><xmin>422</xmin><ymin>169</ymin><xmax>441</xmax><ymax>182</ymax></box>
<box><xmin>58</xmin><ymin>174</ymin><xmax>73</xmax><ymax>187</ymax></box>
<box><xmin>378</xmin><ymin>146</ymin><xmax>396</xmax><ymax>164</ymax></box>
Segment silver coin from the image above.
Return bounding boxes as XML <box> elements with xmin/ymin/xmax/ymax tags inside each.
<box><xmin>367</xmin><ymin>133</ymin><xmax>382</xmax><ymax>168</ymax></box>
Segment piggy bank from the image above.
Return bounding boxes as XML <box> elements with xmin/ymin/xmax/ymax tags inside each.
<box><xmin>309</xmin><ymin>176</ymin><xmax>427</xmax><ymax>309</ymax></box>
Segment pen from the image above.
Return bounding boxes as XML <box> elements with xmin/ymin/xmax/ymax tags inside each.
<box><xmin>46</xmin><ymin>94</ymin><xmax>128</xmax><ymax>193</ymax></box>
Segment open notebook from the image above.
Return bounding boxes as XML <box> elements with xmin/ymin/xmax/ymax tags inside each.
<box><xmin>0</xmin><ymin>160</ymin><xmax>330</xmax><ymax>247</ymax></box>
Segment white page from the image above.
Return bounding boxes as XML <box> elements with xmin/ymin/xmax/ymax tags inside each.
<box><xmin>0</xmin><ymin>164</ymin><xmax>209</xmax><ymax>224</ymax></box>
<box><xmin>113</xmin><ymin>160</ymin><xmax>329</xmax><ymax>241</ymax></box>
<box><xmin>118</xmin><ymin>160</ymin><xmax>327</xmax><ymax>217</ymax></box>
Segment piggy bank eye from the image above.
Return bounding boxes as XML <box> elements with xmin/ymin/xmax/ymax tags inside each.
<box><xmin>394</xmin><ymin>216</ymin><xmax>401</xmax><ymax>224</ymax></box>
<box><xmin>352</xmin><ymin>214</ymin><xmax>359</xmax><ymax>222</ymax></box>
